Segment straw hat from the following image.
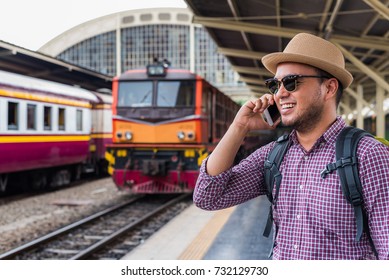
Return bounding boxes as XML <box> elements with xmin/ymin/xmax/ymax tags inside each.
<box><xmin>261</xmin><ymin>33</ymin><xmax>353</xmax><ymax>88</ymax></box>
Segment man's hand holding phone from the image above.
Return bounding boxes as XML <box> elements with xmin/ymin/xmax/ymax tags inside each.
<box><xmin>262</xmin><ymin>103</ymin><xmax>281</xmax><ymax>126</ymax></box>
<box><xmin>233</xmin><ymin>95</ymin><xmax>280</xmax><ymax>132</ymax></box>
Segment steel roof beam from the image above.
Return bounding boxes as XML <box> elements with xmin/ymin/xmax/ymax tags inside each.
<box><xmin>335</xmin><ymin>43</ymin><xmax>389</xmax><ymax>92</ymax></box>
<box><xmin>238</xmin><ymin>76</ymin><xmax>266</xmax><ymax>86</ymax></box>
<box><xmin>318</xmin><ymin>0</ymin><xmax>334</xmax><ymax>34</ymax></box>
<box><xmin>219</xmin><ymin>47</ymin><xmax>363</xmax><ymax>75</ymax></box>
<box><xmin>324</xmin><ymin>0</ymin><xmax>344</xmax><ymax>39</ymax></box>
<box><xmin>345</xmin><ymin>87</ymin><xmax>374</xmax><ymax>108</ymax></box>
<box><xmin>231</xmin><ymin>66</ymin><xmax>271</xmax><ymax>76</ymax></box>
<box><xmin>227</xmin><ymin>0</ymin><xmax>262</xmax><ymax>71</ymax></box>
<box><xmin>193</xmin><ymin>17</ymin><xmax>389</xmax><ymax>51</ymax></box>
<box><xmin>217</xmin><ymin>47</ymin><xmax>268</xmax><ymax>60</ymax></box>
<box><xmin>363</xmin><ymin>0</ymin><xmax>389</xmax><ymax>20</ymax></box>
<box><xmin>247</xmin><ymin>86</ymin><xmax>267</xmax><ymax>95</ymax></box>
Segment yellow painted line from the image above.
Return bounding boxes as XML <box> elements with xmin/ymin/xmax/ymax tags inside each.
<box><xmin>0</xmin><ymin>135</ymin><xmax>90</xmax><ymax>143</ymax></box>
<box><xmin>0</xmin><ymin>89</ymin><xmax>92</xmax><ymax>108</ymax></box>
<box><xmin>178</xmin><ymin>206</ymin><xmax>236</xmax><ymax>260</ymax></box>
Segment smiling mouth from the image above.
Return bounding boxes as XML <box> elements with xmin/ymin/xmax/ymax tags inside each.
<box><xmin>281</xmin><ymin>103</ymin><xmax>295</xmax><ymax>110</ymax></box>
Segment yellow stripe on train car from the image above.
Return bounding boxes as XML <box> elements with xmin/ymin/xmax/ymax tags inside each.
<box><xmin>0</xmin><ymin>89</ymin><xmax>92</xmax><ymax>108</ymax></box>
<box><xmin>91</xmin><ymin>133</ymin><xmax>113</xmax><ymax>139</ymax></box>
<box><xmin>0</xmin><ymin>135</ymin><xmax>90</xmax><ymax>143</ymax></box>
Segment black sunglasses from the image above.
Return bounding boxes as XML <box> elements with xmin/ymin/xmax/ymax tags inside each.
<box><xmin>265</xmin><ymin>75</ymin><xmax>330</xmax><ymax>94</ymax></box>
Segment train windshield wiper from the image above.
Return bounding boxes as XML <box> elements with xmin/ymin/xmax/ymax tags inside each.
<box><xmin>139</xmin><ymin>90</ymin><xmax>152</xmax><ymax>104</ymax></box>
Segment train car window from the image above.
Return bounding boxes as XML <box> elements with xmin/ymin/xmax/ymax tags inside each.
<box><xmin>58</xmin><ymin>108</ymin><xmax>66</xmax><ymax>131</ymax></box>
<box><xmin>118</xmin><ymin>81</ymin><xmax>153</xmax><ymax>107</ymax></box>
<box><xmin>44</xmin><ymin>106</ymin><xmax>52</xmax><ymax>130</ymax></box>
<box><xmin>7</xmin><ymin>102</ymin><xmax>19</xmax><ymax>130</ymax></box>
<box><xmin>156</xmin><ymin>81</ymin><xmax>194</xmax><ymax>107</ymax></box>
<box><xmin>76</xmin><ymin>109</ymin><xmax>83</xmax><ymax>131</ymax></box>
<box><xmin>27</xmin><ymin>104</ymin><xmax>37</xmax><ymax>130</ymax></box>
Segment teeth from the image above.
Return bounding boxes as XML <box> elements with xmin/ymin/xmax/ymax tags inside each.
<box><xmin>281</xmin><ymin>103</ymin><xmax>295</xmax><ymax>109</ymax></box>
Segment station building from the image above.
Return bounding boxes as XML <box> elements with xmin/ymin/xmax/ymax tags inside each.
<box><xmin>39</xmin><ymin>8</ymin><xmax>251</xmax><ymax>102</ymax></box>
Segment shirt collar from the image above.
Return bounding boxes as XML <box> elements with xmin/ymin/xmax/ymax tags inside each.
<box><xmin>289</xmin><ymin>116</ymin><xmax>347</xmax><ymax>149</ymax></box>
<box><xmin>322</xmin><ymin>116</ymin><xmax>347</xmax><ymax>145</ymax></box>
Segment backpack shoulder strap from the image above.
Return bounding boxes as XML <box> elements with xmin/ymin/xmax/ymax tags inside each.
<box><xmin>321</xmin><ymin>126</ymin><xmax>377</xmax><ymax>256</ymax></box>
<box><xmin>336</xmin><ymin>127</ymin><xmax>371</xmax><ymax>203</ymax></box>
<box><xmin>337</xmin><ymin>127</ymin><xmax>371</xmax><ymax>240</ymax></box>
<box><xmin>263</xmin><ymin>133</ymin><xmax>290</xmax><ymax>238</ymax></box>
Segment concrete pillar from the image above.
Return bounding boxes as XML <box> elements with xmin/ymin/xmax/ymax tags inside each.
<box><xmin>116</xmin><ymin>16</ymin><xmax>122</xmax><ymax>76</ymax></box>
<box><xmin>189</xmin><ymin>24</ymin><xmax>195</xmax><ymax>72</ymax></box>
<box><xmin>376</xmin><ymin>84</ymin><xmax>385</xmax><ymax>138</ymax></box>
<box><xmin>343</xmin><ymin>90</ymin><xmax>352</xmax><ymax>124</ymax></box>
<box><xmin>339</xmin><ymin>102</ymin><xmax>352</xmax><ymax>125</ymax></box>
<box><xmin>357</xmin><ymin>84</ymin><xmax>364</xmax><ymax>129</ymax></box>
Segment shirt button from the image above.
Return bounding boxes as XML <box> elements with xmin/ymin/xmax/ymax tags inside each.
<box><xmin>293</xmin><ymin>245</ymin><xmax>298</xmax><ymax>249</ymax></box>
<box><xmin>297</xmin><ymin>214</ymin><xmax>301</xmax><ymax>219</ymax></box>
<box><xmin>299</xmin><ymin>184</ymin><xmax>304</xmax><ymax>190</ymax></box>
<box><xmin>304</xmin><ymin>155</ymin><xmax>309</xmax><ymax>160</ymax></box>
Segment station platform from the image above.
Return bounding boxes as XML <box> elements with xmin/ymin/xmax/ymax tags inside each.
<box><xmin>121</xmin><ymin>195</ymin><xmax>273</xmax><ymax>260</ymax></box>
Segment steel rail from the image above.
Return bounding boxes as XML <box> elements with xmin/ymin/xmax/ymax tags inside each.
<box><xmin>0</xmin><ymin>195</ymin><xmax>144</xmax><ymax>260</ymax></box>
<box><xmin>70</xmin><ymin>192</ymin><xmax>192</xmax><ymax>260</ymax></box>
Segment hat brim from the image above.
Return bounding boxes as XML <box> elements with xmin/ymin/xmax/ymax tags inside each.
<box><xmin>262</xmin><ymin>52</ymin><xmax>353</xmax><ymax>88</ymax></box>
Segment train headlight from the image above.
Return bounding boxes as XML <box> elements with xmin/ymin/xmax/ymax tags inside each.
<box><xmin>177</xmin><ymin>131</ymin><xmax>185</xmax><ymax>140</ymax></box>
<box><xmin>187</xmin><ymin>131</ymin><xmax>195</xmax><ymax>140</ymax></box>
<box><xmin>116</xmin><ymin>132</ymin><xmax>122</xmax><ymax>139</ymax></box>
<box><xmin>125</xmin><ymin>131</ymin><xmax>133</xmax><ymax>140</ymax></box>
<box><xmin>177</xmin><ymin>130</ymin><xmax>196</xmax><ymax>141</ymax></box>
<box><xmin>147</xmin><ymin>64</ymin><xmax>167</xmax><ymax>77</ymax></box>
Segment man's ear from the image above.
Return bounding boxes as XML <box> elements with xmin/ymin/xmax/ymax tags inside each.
<box><xmin>324</xmin><ymin>78</ymin><xmax>338</xmax><ymax>101</ymax></box>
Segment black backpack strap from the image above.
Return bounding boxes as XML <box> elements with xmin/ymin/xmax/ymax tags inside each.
<box><xmin>321</xmin><ymin>126</ymin><xmax>377</xmax><ymax>257</ymax></box>
<box><xmin>263</xmin><ymin>134</ymin><xmax>290</xmax><ymax>238</ymax></box>
<box><xmin>337</xmin><ymin>127</ymin><xmax>370</xmax><ymax>240</ymax></box>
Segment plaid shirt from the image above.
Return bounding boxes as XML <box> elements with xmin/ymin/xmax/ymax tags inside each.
<box><xmin>193</xmin><ymin>117</ymin><xmax>389</xmax><ymax>260</ymax></box>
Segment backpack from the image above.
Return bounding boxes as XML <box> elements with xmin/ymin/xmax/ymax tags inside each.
<box><xmin>263</xmin><ymin>126</ymin><xmax>379</xmax><ymax>257</ymax></box>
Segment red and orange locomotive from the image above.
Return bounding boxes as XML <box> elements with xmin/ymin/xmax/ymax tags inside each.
<box><xmin>105</xmin><ymin>61</ymin><xmax>243</xmax><ymax>193</ymax></box>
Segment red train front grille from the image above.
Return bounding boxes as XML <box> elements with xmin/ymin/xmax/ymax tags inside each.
<box><xmin>132</xmin><ymin>180</ymin><xmax>190</xmax><ymax>193</ymax></box>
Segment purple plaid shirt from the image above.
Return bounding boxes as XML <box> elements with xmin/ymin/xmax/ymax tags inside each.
<box><xmin>193</xmin><ymin>117</ymin><xmax>389</xmax><ymax>259</ymax></box>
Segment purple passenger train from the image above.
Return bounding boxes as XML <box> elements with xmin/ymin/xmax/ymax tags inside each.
<box><xmin>0</xmin><ymin>70</ymin><xmax>112</xmax><ymax>193</ymax></box>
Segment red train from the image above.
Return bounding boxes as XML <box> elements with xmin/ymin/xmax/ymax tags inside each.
<box><xmin>105</xmin><ymin>62</ymin><xmax>278</xmax><ymax>193</ymax></box>
<box><xmin>0</xmin><ymin>70</ymin><xmax>112</xmax><ymax>193</ymax></box>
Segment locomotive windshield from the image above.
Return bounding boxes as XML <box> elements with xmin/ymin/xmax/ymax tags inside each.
<box><xmin>156</xmin><ymin>81</ymin><xmax>194</xmax><ymax>107</ymax></box>
<box><xmin>118</xmin><ymin>81</ymin><xmax>153</xmax><ymax>107</ymax></box>
<box><xmin>117</xmin><ymin>80</ymin><xmax>196</xmax><ymax>122</ymax></box>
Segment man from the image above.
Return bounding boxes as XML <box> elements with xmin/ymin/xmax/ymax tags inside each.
<box><xmin>193</xmin><ymin>33</ymin><xmax>389</xmax><ymax>259</ymax></box>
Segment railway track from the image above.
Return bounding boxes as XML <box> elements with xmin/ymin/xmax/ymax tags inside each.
<box><xmin>0</xmin><ymin>193</ymin><xmax>192</xmax><ymax>260</ymax></box>
<box><xmin>0</xmin><ymin>175</ymin><xmax>104</xmax><ymax>203</ymax></box>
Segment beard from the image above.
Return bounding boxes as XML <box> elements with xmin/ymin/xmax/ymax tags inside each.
<box><xmin>281</xmin><ymin>89</ymin><xmax>324</xmax><ymax>133</ymax></box>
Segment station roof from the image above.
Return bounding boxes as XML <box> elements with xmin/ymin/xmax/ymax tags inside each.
<box><xmin>185</xmin><ymin>0</ymin><xmax>389</xmax><ymax>107</ymax></box>
<box><xmin>0</xmin><ymin>40</ymin><xmax>112</xmax><ymax>92</ymax></box>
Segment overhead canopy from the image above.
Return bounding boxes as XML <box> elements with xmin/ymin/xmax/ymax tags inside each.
<box><xmin>184</xmin><ymin>0</ymin><xmax>389</xmax><ymax>106</ymax></box>
<box><xmin>0</xmin><ymin>40</ymin><xmax>112</xmax><ymax>92</ymax></box>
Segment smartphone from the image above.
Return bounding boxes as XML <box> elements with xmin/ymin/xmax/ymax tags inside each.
<box><xmin>263</xmin><ymin>104</ymin><xmax>280</xmax><ymax>126</ymax></box>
